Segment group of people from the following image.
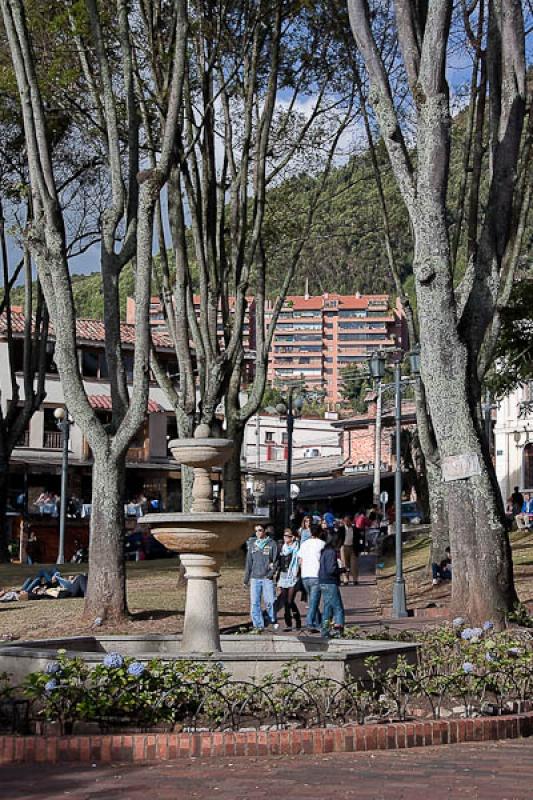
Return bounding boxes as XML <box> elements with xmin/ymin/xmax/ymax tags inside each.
<box><xmin>0</xmin><ymin>569</ymin><xmax>88</xmax><ymax>603</ymax></box>
<box><xmin>243</xmin><ymin>508</ymin><xmax>377</xmax><ymax>638</ymax></box>
<box><xmin>508</xmin><ymin>486</ymin><xmax>533</xmax><ymax>530</ymax></box>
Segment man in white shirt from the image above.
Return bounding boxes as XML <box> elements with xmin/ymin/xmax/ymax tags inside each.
<box><xmin>298</xmin><ymin>526</ymin><xmax>325</xmax><ymax>632</ymax></box>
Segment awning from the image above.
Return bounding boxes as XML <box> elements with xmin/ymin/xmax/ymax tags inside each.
<box><xmin>264</xmin><ymin>472</ymin><xmax>395</xmax><ymax>502</ymax></box>
<box><xmin>88</xmin><ymin>395</ymin><xmax>163</xmax><ymax>413</ymax></box>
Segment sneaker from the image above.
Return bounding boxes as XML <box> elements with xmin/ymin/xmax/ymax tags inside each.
<box><xmin>305</xmin><ymin>627</ymin><xmax>321</xmax><ymax>634</ymax></box>
<box><xmin>252</xmin><ymin>627</ymin><xmax>264</xmax><ymax>634</ymax></box>
<box><xmin>272</xmin><ymin>623</ymin><xmax>279</xmax><ymax>630</ymax></box>
<box><xmin>432</xmin><ymin>578</ymin><xmax>440</xmax><ymax>586</ymax></box>
<box><xmin>283</xmin><ymin>626</ymin><xmax>292</xmax><ymax>632</ymax></box>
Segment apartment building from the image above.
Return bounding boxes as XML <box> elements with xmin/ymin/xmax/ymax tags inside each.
<box><xmin>131</xmin><ymin>291</ymin><xmax>408</xmax><ymax>405</ymax></box>
<box><xmin>267</xmin><ymin>293</ymin><xmax>407</xmax><ymax>404</ymax></box>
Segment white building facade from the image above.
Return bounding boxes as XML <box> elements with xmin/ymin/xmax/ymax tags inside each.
<box><xmin>242</xmin><ymin>414</ymin><xmax>342</xmax><ymax>469</ymax></box>
<box><xmin>494</xmin><ymin>381</ymin><xmax>533</xmax><ymax>502</ymax></box>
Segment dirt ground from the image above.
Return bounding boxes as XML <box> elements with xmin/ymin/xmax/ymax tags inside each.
<box><xmin>376</xmin><ymin>529</ymin><xmax>533</xmax><ymax>612</ymax></box>
<box><xmin>0</xmin><ymin>554</ymin><xmax>250</xmax><ymax>641</ymax></box>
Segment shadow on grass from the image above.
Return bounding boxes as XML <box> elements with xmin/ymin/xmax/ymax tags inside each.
<box><xmin>129</xmin><ymin>608</ymin><xmax>184</xmax><ymax>621</ymax></box>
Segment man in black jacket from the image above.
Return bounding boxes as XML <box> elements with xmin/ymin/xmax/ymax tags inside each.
<box><xmin>244</xmin><ymin>524</ymin><xmax>279</xmax><ymax>632</ymax></box>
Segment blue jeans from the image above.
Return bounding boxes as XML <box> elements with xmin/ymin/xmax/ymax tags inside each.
<box><xmin>303</xmin><ymin>577</ymin><xmax>322</xmax><ymax>628</ymax></box>
<box><xmin>22</xmin><ymin>569</ymin><xmax>59</xmax><ymax>593</ymax></box>
<box><xmin>249</xmin><ymin>578</ymin><xmax>276</xmax><ymax>629</ymax></box>
<box><xmin>320</xmin><ymin>583</ymin><xmax>344</xmax><ymax>635</ymax></box>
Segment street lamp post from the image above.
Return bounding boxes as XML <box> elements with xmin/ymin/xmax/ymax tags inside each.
<box><xmin>368</xmin><ymin>348</ymin><xmax>420</xmax><ymax>618</ymax></box>
<box><xmin>368</xmin><ymin>352</ymin><xmax>386</xmax><ymax>506</ymax></box>
<box><xmin>54</xmin><ymin>407</ymin><xmax>71</xmax><ymax>565</ymax></box>
<box><xmin>392</xmin><ymin>360</ymin><xmax>408</xmax><ymax>617</ymax></box>
<box><xmin>276</xmin><ymin>389</ymin><xmax>304</xmax><ymax>528</ymax></box>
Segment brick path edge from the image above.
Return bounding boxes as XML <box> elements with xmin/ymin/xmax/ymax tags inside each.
<box><xmin>1</xmin><ymin>712</ymin><xmax>532</xmax><ymax>765</ymax></box>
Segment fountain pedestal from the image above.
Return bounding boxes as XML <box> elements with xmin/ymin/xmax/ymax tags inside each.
<box><xmin>180</xmin><ymin>554</ymin><xmax>221</xmax><ymax>652</ymax></box>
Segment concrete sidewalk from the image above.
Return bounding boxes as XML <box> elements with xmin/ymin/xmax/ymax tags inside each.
<box><xmin>292</xmin><ymin>554</ymin><xmax>448</xmax><ymax>636</ymax></box>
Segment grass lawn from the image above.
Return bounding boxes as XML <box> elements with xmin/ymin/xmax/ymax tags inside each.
<box><xmin>376</xmin><ymin>529</ymin><xmax>533</xmax><ymax>612</ymax></box>
<box><xmin>0</xmin><ymin>554</ymin><xmax>250</xmax><ymax>641</ymax></box>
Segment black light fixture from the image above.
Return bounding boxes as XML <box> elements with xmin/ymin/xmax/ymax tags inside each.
<box><xmin>368</xmin><ymin>351</ymin><xmax>386</xmax><ymax>380</ymax></box>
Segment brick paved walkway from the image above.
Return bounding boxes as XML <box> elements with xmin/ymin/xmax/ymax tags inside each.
<box><xmin>1</xmin><ymin>740</ymin><xmax>532</xmax><ymax>799</ymax></box>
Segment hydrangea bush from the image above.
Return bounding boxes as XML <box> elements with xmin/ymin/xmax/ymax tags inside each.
<box><xmin>5</xmin><ymin>622</ymin><xmax>533</xmax><ymax>733</ymax></box>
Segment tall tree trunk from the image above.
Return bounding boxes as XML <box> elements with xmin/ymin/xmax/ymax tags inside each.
<box><xmin>224</xmin><ymin>421</ymin><xmax>245</xmax><ymax>512</ymax></box>
<box><xmin>416</xmin><ymin>251</ymin><xmax>516</xmax><ymax>623</ymax></box>
<box><xmin>83</xmin><ymin>451</ymin><xmax>127</xmax><ymax>623</ymax></box>
<box><xmin>0</xmin><ymin>466</ymin><xmax>10</xmax><ymax>562</ymax></box>
<box><xmin>176</xmin><ymin>412</ymin><xmax>194</xmax><ymax>513</ymax></box>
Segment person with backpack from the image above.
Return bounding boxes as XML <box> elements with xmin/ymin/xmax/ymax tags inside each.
<box><xmin>318</xmin><ymin>530</ymin><xmax>345</xmax><ymax>638</ymax></box>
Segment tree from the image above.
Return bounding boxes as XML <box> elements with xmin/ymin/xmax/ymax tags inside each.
<box><xmin>147</xmin><ymin>0</ymin><xmax>358</xmax><ymax>510</ymax></box>
<box><xmin>0</xmin><ymin>212</ymin><xmax>48</xmax><ymax>561</ymax></box>
<box><xmin>347</xmin><ymin>0</ymin><xmax>533</xmax><ymax>622</ymax></box>
<box><xmin>1</xmin><ymin>0</ymin><xmax>187</xmax><ymax>621</ymax></box>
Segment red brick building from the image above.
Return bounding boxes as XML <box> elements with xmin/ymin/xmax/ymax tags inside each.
<box><xmin>333</xmin><ymin>397</ymin><xmax>417</xmax><ymax>471</ymax></box>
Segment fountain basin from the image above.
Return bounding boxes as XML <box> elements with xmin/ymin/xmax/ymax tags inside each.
<box><xmin>168</xmin><ymin>438</ymin><xmax>233</xmax><ymax>468</ymax></box>
<box><xmin>143</xmin><ymin>512</ymin><xmax>267</xmax><ymax>555</ymax></box>
<box><xmin>0</xmin><ymin>634</ymin><xmax>419</xmax><ymax>684</ymax></box>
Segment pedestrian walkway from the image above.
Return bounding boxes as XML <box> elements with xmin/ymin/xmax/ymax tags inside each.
<box><xmin>2</xmin><ymin>740</ymin><xmax>532</xmax><ymax>798</ymax></box>
<box><xmin>292</xmin><ymin>554</ymin><xmax>445</xmax><ymax>637</ymax></box>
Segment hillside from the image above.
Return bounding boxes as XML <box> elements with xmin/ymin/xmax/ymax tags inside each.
<box><xmin>11</xmin><ymin>106</ymin><xmax>530</xmax><ymax>320</ymax></box>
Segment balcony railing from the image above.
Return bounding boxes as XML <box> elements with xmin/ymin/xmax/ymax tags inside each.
<box><xmin>44</xmin><ymin>430</ymin><xmax>62</xmax><ymax>449</ymax></box>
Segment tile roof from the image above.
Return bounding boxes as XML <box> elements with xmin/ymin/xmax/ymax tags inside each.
<box><xmin>0</xmin><ymin>311</ymin><xmax>173</xmax><ymax>350</ymax></box>
<box><xmin>88</xmin><ymin>394</ymin><xmax>163</xmax><ymax>413</ymax></box>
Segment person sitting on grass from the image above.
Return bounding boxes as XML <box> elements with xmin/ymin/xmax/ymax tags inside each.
<box><xmin>431</xmin><ymin>547</ymin><xmax>452</xmax><ymax>585</ymax></box>
<box><xmin>0</xmin><ymin>573</ymin><xmax>88</xmax><ymax>601</ymax></box>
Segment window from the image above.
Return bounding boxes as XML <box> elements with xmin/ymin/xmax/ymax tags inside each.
<box><xmin>281</xmin><ymin>432</ymin><xmax>288</xmax><ymax>444</ymax></box>
<box><xmin>524</xmin><ymin>443</ymin><xmax>533</xmax><ymax>490</ymax></box>
<box><xmin>81</xmin><ymin>349</ymin><xmax>109</xmax><ymax>379</ymax></box>
<box><xmin>265</xmin><ymin>431</ymin><xmax>274</xmax><ymax>442</ymax></box>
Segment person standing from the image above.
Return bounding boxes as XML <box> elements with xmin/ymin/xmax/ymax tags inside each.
<box><xmin>340</xmin><ymin>514</ymin><xmax>359</xmax><ymax>585</ymax></box>
<box><xmin>244</xmin><ymin>525</ymin><xmax>279</xmax><ymax>632</ymax></box>
<box><xmin>298</xmin><ymin>515</ymin><xmax>312</xmax><ymax>544</ymax></box>
<box><xmin>276</xmin><ymin>529</ymin><xmax>302</xmax><ymax>631</ymax></box>
<box><xmin>298</xmin><ymin>524</ymin><xmax>325</xmax><ymax>633</ymax></box>
<box><xmin>319</xmin><ymin>531</ymin><xmax>345</xmax><ymax>638</ymax></box>
<box><xmin>354</xmin><ymin>508</ymin><xmax>370</xmax><ymax>553</ymax></box>
<box><xmin>511</xmin><ymin>486</ymin><xmax>525</xmax><ymax>518</ymax></box>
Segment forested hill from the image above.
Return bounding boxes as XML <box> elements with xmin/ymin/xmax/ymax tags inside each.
<box><xmin>11</xmin><ymin>142</ymin><xmax>410</xmax><ymax>319</ymax></box>
<box><xmin>12</xmin><ymin>106</ymin><xmax>529</xmax><ymax>319</ymax></box>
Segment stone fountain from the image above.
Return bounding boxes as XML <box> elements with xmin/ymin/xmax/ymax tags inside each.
<box><xmin>141</xmin><ymin>424</ymin><xmax>268</xmax><ymax>653</ymax></box>
<box><xmin>0</xmin><ymin>427</ymin><xmax>421</xmax><ymax>681</ymax></box>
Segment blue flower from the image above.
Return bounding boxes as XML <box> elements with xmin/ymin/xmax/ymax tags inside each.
<box><xmin>486</xmin><ymin>652</ymin><xmax>496</xmax><ymax>663</ymax></box>
<box><xmin>462</xmin><ymin>662</ymin><xmax>474</xmax><ymax>674</ymax></box>
<box><xmin>483</xmin><ymin>621</ymin><xmax>494</xmax><ymax>632</ymax></box>
<box><xmin>452</xmin><ymin>617</ymin><xmax>465</xmax><ymax>627</ymax></box>
<box><xmin>45</xmin><ymin>679</ymin><xmax>58</xmax><ymax>692</ymax></box>
<box><xmin>103</xmin><ymin>652</ymin><xmax>124</xmax><ymax>669</ymax></box>
<box><xmin>508</xmin><ymin>647</ymin><xmax>522</xmax><ymax>657</ymax></box>
<box><xmin>127</xmin><ymin>661</ymin><xmax>145</xmax><ymax>678</ymax></box>
<box><xmin>45</xmin><ymin>662</ymin><xmax>61</xmax><ymax>675</ymax></box>
<box><xmin>461</xmin><ymin>627</ymin><xmax>483</xmax><ymax>641</ymax></box>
